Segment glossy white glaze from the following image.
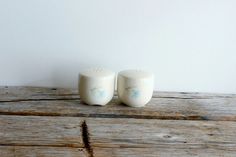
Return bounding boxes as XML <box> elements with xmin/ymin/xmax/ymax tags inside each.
<box><xmin>79</xmin><ymin>68</ymin><xmax>115</xmax><ymax>106</ymax></box>
<box><xmin>118</xmin><ymin>70</ymin><xmax>154</xmax><ymax>107</ymax></box>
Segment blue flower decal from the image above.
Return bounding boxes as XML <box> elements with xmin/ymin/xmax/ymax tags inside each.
<box><xmin>126</xmin><ymin>87</ymin><xmax>140</xmax><ymax>99</ymax></box>
<box><xmin>90</xmin><ymin>88</ymin><xmax>106</xmax><ymax>99</ymax></box>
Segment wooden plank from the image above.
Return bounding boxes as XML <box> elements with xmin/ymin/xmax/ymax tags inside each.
<box><xmin>0</xmin><ymin>115</ymin><xmax>83</xmax><ymax>147</ymax></box>
<box><xmin>93</xmin><ymin>147</ymin><xmax>236</xmax><ymax>157</ymax></box>
<box><xmin>0</xmin><ymin>87</ymin><xmax>236</xmax><ymax>121</ymax></box>
<box><xmin>0</xmin><ymin>146</ymin><xmax>86</xmax><ymax>157</ymax></box>
<box><xmin>1</xmin><ymin>87</ymin><xmax>236</xmax><ymax>156</ymax></box>
<box><xmin>87</xmin><ymin>118</ymin><xmax>236</xmax><ymax>157</ymax></box>
<box><xmin>1</xmin><ymin>116</ymin><xmax>236</xmax><ymax>156</ymax></box>
<box><xmin>152</xmin><ymin>91</ymin><xmax>236</xmax><ymax>99</ymax></box>
<box><xmin>1</xmin><ymin>147</ymin><xmax>235</xmax><ymax>157</ymax></box>
<box><xmin>1</xmin><ymin>86</ymin><xmax>235</xmax><ymax>101</ymax></box>
<box><xmin>0</xmin><ymin>96</ymin><xmax>235</xmax><ymax>121</ymax></box>
<box><xmin>86</xmin><ymin>118</ymin><xmax>236</xmax><ymax>148</ymax></box>
<box><xmin>0</xmin><ymin>86</ymin><xmax>79</xmax><ymax>101</ymax></box>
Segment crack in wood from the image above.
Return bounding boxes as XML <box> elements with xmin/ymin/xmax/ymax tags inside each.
<box><xmin>81</xmin><ymin>120</ymin><xmax>94</xmax><ymax>157</ymax></box>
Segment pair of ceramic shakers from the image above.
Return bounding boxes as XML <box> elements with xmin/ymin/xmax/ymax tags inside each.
<box><xmin>79</xmin><ymin>68</ymin><xmax>154</xmax><ymax>107</ymax></box>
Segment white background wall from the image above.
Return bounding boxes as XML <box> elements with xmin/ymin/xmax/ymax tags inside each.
<box><xmin>0</xmin><ymin>0</ymin><xmax>236</xmax><ymax>93</ymax></box>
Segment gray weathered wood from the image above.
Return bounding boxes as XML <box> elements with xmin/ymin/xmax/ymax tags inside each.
<box><xmin>1</xmin><ymin>86</ymin><xmax>236</xmax><ymax>157</ymax></box>
<box><xmin>1</xmin><ymin>86</ymin><xmax>235</xmax><ymax>101</ymax></box>
<box><xmin>0</xmin><ymin>146</ymin><xmax>86</xmax><ymax>157</ymax></box>
<box><xmin>0</xmin><ymin>115</ymin><xmax>82</xmax><ymax>147</ymax></box>
<box><xmin>0</xmin><ymin>86</ymin><xmax>235</xmax><ymax>121</ymax></box>
<box><xmin>1</xmin><ymin>115</ymin><xmax>236</xmax><ymax>156</ymax></box>
<box><xmin>93</xmin><ymin>147</ymin><xmax>236</xmax><ymax>157</ymax></box>
<box><xmin>0</xmin><ymin>86</ymin><xmax>79</xmax><ymax>101</ymax></box>
<box><xmin>86</xmin><ymin>118</ymin><xmax>236</xmax><ymax>148</ymax></box>
<box><xmin>2</xmin><ymin>146</ymin><xmax>235</xmax><ymax>157</ymax></box>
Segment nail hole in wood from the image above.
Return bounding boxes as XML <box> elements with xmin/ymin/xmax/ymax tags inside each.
<box><xmin>163</xmin><ymin>135</ymin><xmax>172</xmax><ymax>138</ymax></box>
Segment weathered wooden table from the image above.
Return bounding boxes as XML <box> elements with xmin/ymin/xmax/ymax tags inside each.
<box><xmin>0</xmin><ymin>86</ymin><xmax>236</xmax><ymax>157</ymax></box>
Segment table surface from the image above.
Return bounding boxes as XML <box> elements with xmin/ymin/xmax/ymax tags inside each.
<box><xmin>0</xmin><ymin>86</ymin><xmax>236</xmax><ymax>157</ymax></box>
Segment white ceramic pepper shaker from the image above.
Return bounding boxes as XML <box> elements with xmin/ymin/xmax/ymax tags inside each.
<box><xmin>79</xmin><ymin>68</ymin><xmax>116</xmax><ymax>106</ymax></box>
<box><xmin>117</xmin><ymin>70</ymin><xmax>154</xmax><ymax>107</ymax></box>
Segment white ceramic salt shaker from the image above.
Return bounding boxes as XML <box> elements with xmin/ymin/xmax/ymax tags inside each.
<box><xmin>79</xmin><ymin>68</ymin><xmax>116</xmax><ymax>106</ymax></box>
<box><xmin>117</xmin><ymin>70</ymin><xmax>154</xmax><ymax>107</ymax></box>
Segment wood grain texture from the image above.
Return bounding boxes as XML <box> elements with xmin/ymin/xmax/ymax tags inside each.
<box><xmin>1</xmin><ymin>86</ymin><xmax>236</xmax><ymax>156</ymax></box>
<box><xmin>0</xmin><ymin>115</ymin><xmax>82</xmax><ymax>147</ymax></box>
<box><xmin>0</xmin><ymin>146</ymin><xmax>86</xmax><ymax>157</ymax></box>
<box><xmin>0</xmin><ymin>86</ymin><xmax>235</xmax><ymax>121</ymax></box>
<box><xmin>93</xmin><ymin>147</ymin><xmax>236</xmax><ymax>157</ymax></box>
<box><xmin>86</xmin><ymin>118</ymin><xmax>236</xmax><ymax>148</ymax></box>
<box><xmin>0</xmin><ymin>86</ymin><xmax>78</xmax><ymax>102</ymax></box>
<box><xmin>1</xmin><ymin>86</ymin><xmax>235</xmax><ymax>101</ymax></box>
<box><xmin>1</xmin><ymin>115</ymin><xmax>236</xmax><ymax>156</ymax></box>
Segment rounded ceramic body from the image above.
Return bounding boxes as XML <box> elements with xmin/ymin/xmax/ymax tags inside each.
<box><xmin>79</xmin><ymin>68</ymin><xmax>115</xmax><ymax>106</ymax></box>
<box><xmin>117</xmin><ymin>70</ymin><xmax>154</xmax><ymax>107</ymax></box>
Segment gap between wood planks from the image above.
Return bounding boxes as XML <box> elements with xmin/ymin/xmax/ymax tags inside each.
<box><xmin>0</xmin><ymin>95</ymin><xmax>234</xmax><ymax>103</ymax></box>
<box><xmin>0</xmin><ymin>112</ymin><xmax>211</xmax><ymax>121</ymax></box>
<box><xmin>0</xmin><ymin>120</ymin><xmax>94</xmax><ymax>157</ymax></box>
